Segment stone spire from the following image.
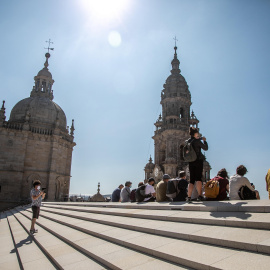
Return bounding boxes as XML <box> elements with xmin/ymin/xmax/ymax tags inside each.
<box><xmin>171</xmin><ymin>37</ymin><xmax>181</xmax><ymax>74</ymax></box>
<box><xmin>0</xmin><ymin>100</ymin><xmax>6</xmax><ymax>126</ymax></box>
<box><xmin>70</xmin><ymin>119</ymin><xmax>75</xmax><ymax>136</ymax></box>
<box><xmin>30</xmin><ymin>44</ymin><xmax>55</xmax><ymax>100</ymax></box>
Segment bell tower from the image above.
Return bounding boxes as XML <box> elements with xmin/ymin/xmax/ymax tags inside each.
<box><xmin>144</xmin><ymin>42</ymin><xmax>211</xmax><ymax>182</ymax></box>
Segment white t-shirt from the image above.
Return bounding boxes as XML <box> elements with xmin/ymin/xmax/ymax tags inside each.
<box><xmin>229</xmin><ymin>174</ymin><xmax>255</xmax><ymax>200</ymax></box>
<box><xmin>144</xmin><ymin>184</ymin><xmax>155</xmax><ymax>201</ymax></box>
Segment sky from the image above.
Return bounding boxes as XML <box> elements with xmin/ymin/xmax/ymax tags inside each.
<box><xmin>1</xmin><ymin>0</ymin><xmax>270</xmax><ymax>199</ymax></box>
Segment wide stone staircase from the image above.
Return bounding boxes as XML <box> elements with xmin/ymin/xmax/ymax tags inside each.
<box><xmin>1</xmin><ymin>200</ymin><xmax>270</xmax><ymax>269</ymax></box>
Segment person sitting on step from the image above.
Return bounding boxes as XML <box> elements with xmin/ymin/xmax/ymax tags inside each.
<box><xmin>206</xmin><ymin>168</ymin><xmax>229</xmax><ymax>201</ymax></box>
<box><xmin>111</xmin><ymin>184</ymin><xmax>124</xmax><ymax>202</ymax></box>
<box><xmin>120</xmin><ymin>181</ymin><xmax>132</xmax><ymax>203</ymax></box>
<box><xmin>173</xmin><ymin>171</ymin><xmax>188</xmax><ymax>201</ymax></box>
<box><xmin>144</xmin><ymin>178</ymin><xmax>156</xmax><ymax>202</ymax></box>
<box><xmin>229</xmin><ymin>165</ymin><xmax>260</xmax><ymax>200</ymax></box>
<box><xmin>156</xmin><ymin>174</ymin><xmax>171</xmax><ymax>202</ymax></box>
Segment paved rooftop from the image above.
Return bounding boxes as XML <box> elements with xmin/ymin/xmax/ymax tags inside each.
<box><xmin>1</xmin><ymin>200</ymin><xmax>270</xmax><ymax>269</ymax></box>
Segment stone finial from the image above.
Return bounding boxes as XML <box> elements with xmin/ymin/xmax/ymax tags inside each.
<box><xmin>1</xmin><ymin>100</ymin><xmax>5</xmax><ymax>110</ymax></box>
<box><xmin>97</xmin><ymin>182</ymin><xmax>100</xmax><ymax>194</ymax></box>
<box><xmin>149</xmin><ymin>155</ymin><xmax>153</xmax><ymax>163</ymax></box>
<box><xmin>0</xmin><ymin>100</ymin><xmax>6</xmax><ymax>124</ymax></box>
<box><xmin>191</xmin><ymin>110</ymin><xmax>198</xmax><ymax>119</ymax></box>
<box><xmin>70</xmin><ymin>119</ymin><xmax>75</xmax><ymax>136</ymax></box>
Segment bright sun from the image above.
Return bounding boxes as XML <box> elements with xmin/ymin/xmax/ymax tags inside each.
<box><xmin>81</xmin><ymin>0</ymin><xmax>129</xmax><ymax>22</ymax></box>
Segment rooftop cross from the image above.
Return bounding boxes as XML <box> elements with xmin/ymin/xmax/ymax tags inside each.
<box><xmin>173</xmin><ymin>36</ymin><xmax>178</xmax><ymax>55</ymax></box>
<box><xmin>44</xmin><ymin>39</ymin><xmax>54</xmax><ymax>53</ymax></box>
<box><xmin>173</xmin><ymin>36</ymin><xmax>178</xmax><ymax>47</ymax></box>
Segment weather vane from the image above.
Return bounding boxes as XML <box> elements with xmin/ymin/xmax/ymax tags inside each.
<box><xmin>173</xmin><ymin>36</ymin><xmax>178</xmax><ymax>47</ymax></box>
<box><xmin>44</xmin><ymin>39</ymin><xmax>54</xmax><ymax>53</ymax></box>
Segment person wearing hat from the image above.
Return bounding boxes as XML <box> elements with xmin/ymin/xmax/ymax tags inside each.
<box><xmin>156</xmin><ymin>174</ymin><xmax>171</xmax><ymax>202</ymax></box>
<box><xmin>120</xmin><ymin>181</ymin><xmax>132</xmax><ymax>203</ymax></box>
<box><xmin>30</xmin><ymin>180</ymin><xmax>46</xmax><ymax>234</ymax></box>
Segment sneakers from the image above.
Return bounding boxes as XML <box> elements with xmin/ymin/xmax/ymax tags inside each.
<box><xmin>186</xmin><ymin>197</ymin><xmax>192</xmax><ymax>203</ymax></box>
<box><xmin>30</xmin><ymin>229</ymin><xmax>38</xmax><ymax>234</ymax></box>
<box><xmin>197</xmin><ymin>195</ymin><xmax>205</xmax><ymax>201</ymax></box>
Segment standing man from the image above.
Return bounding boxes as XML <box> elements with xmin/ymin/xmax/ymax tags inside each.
<box><xmin>30</xmin><ymin>180</ymin><xmax>45</xmax><ymax>234</ymax></box>
<box><xmin>120</xmin><ymin>181</ymin><xmax>132</xmax><ymax>203</ymax></box>
<box><xmin>111</xmin><ymin>184</ymin><xmax>124</xmax><ymax>202</ymax></box>
<box><xmin>156</xmin><ymin>174</ymin><xmax>171</xmax><ymax>202</ymax></box>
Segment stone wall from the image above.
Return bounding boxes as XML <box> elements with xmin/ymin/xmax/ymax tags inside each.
<box><xmin>0</xmin><ymin>126</ymin><xmax>75</xmax><ymax>203</ymax></box>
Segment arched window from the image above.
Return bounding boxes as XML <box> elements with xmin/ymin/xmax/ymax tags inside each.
<box><xmin>42</xmin><ymin>81</ymin><xmax>46</xmax><ymax>92</ymax></box>
<box><xmin>180</xmin><ymin>108</ymin><xmax>184</xmax><ymax>118</ymax></box>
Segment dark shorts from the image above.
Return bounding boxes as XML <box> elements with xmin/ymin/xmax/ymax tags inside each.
<box><xmin>32</xmin><ymin>206</ymin><xmax>40</xmax><ymax>219</ymax></box>
<box><xmin>189</xmin><ymin>159</ymin><xmax>203</xmax><ymax>184</ymax></box>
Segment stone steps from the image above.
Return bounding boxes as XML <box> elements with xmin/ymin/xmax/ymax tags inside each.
<box><xmin>0</xmin><ymin>212</ymin><xmax>21</xmax><ymax>270</ymax></box>
<box><xmin>40</xmin><ymin>205</ymin><xmax>270</xmax><ymax>254</ymax></box>
<box><xmin>5</xmin><ymin>210</ymin><xmax>56</xmax><ymax>270</ymax></box>
<box><xmin>2</xmin><ymin>201</ymin><xmax>270</xmax><ymax>270</ymax></box>
<box><xmin>44</xmin><ymin>200</ymin><xmax>270</xmax><ymax>213</ymax></box>
<box><xmin>43</xmin><ymin>204</ymin><xmax>270</xmax><ymax>230</ymax></box>
<box><xmin>10</xmin><ymin>208</ymin><xmax>107</xmax><ymax>270</ymax></box>
<box><xmin>16</xmin><ymin>207</ymin><xmax>188</xmax><ymax>270</ymax></box>
<box><xmin>20</xmin><ymin>206</ymin><xmax>270</xmax><ymax>270</ymax></box>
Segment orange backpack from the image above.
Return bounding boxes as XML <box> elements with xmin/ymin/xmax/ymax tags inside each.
<box><xmin>205</xmin><ymin>179</ymin><xmax>220</xmax><ymax>198</ymax></box>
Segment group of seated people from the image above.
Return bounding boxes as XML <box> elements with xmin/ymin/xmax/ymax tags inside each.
<box><xmin>111</xmin><ymin>165</ymin><xmax>264</xmax><ymax>203</ymax></box>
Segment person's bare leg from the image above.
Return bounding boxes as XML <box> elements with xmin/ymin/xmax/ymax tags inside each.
<box><xmin>31</xmin><ymin>218</ymin><xmax>36</xmax><ymax>230</ymax></box>
<box><xmin>196</xmin><ymin>181</ymin><xmax>202</xmax><ymax>196</ymax></box>
<box><xmin>255</xmin><ymin>191</ymin><xmax>260</xmax><ymax>200</ymax></box>
<box><xmin>188</xmin><ymin>183</ymin><xmax>194</xmax><ymax>197</ymax></box>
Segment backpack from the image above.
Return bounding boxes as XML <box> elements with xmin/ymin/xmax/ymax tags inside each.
<box><xmin>238</xmin><ymin>186</ymin><xmax>257</xmax><ymax>200</ymax></box>
<box><xmin>166</xmin><ymin>179</ymin><xmax>180</xmax><ymax>199</ymax></box>
<box><xmin>183</xmin><ymin>139</ymin><xmax>197</xmax><ymax>162</ymax></box>
<box><xmin>135</xmin><ymin>185</ymin><xmax>152</xmax><ymax>202</ymax></box>
<box><xmin>130</xmin><ymin>189</ymin><xmax>136</xmax><ymax>202</ymax></box>
<box><xmin>205</xmin><ymin>179</ymin><xmax>220</xmax><ymax>198</ymax></box>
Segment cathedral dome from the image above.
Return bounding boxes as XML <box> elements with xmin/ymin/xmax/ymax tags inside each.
<box><xmin>9</xmin><ymin>96</ymin><xmax>67</xmax><ymax>131</ymax></box>
<box><xmin>8</xmin><ymin>52</ymin><xmax>67</xmax><ymax>132</ymax></box>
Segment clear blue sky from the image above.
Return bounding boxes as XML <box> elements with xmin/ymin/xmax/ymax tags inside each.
<box><xmin>1</xmin><ymin>0</ymin><xmax>269</xmax><ymax>198</ymax></box>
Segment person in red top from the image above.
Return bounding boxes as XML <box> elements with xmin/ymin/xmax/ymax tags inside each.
<box><xmin>207</xmin><ymin>168</ymin><xmax>229</xmax><ymax>201</ymax></box>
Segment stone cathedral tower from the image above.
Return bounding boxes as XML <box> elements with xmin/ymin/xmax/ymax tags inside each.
<box><xmin>144</xmin><ymin>46</ymin><xmax>211</xmax><ymax>182</ymax></box>
<box><xmin>0</xmin><ymin>51</ymin><xmax>76</xmax><ymax>208</ymax></box>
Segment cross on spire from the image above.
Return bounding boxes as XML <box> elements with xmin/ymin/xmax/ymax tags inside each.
<box><xmin>44</xmin><ymin>39</ymin><xmax>54</xmax><ymax>53</ymax></box>
<box><xmin>173</xmin><ymin>36</ymin><xmax>178</xmax><ymax>47</ymax></box>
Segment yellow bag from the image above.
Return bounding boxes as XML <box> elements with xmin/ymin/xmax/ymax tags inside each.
<box><xmin>205</xmin><ymin>180</ymin><xmax>220</xmax><ymax>199</ymax></box>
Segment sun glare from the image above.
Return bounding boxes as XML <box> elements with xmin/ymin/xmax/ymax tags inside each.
<box><xmin>81</xmin><ymin>0</ymin><xmax>129</xmax><ymax>22</ymax></box>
